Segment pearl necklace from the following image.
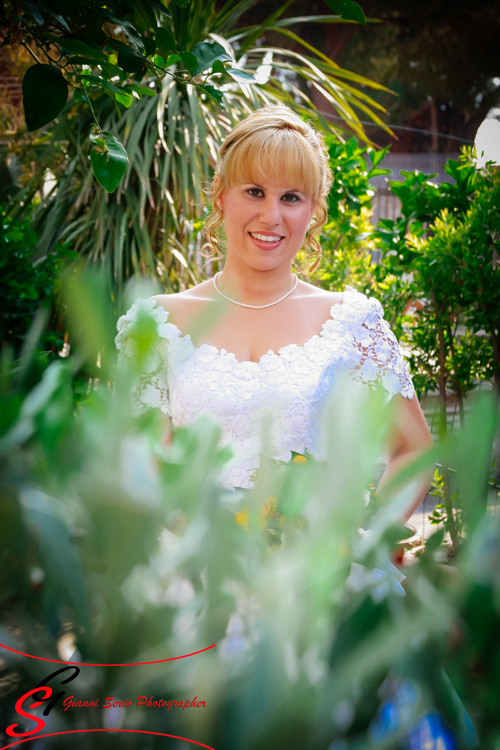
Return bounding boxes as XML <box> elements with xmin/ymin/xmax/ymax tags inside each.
<box><xmin>212</xmin><ymin>272</ymin><xmax>298</xmax><ymax>309</ymax></box>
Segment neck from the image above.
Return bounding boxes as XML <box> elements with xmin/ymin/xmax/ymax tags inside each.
<box><xmin>216</xmin><ymin>258</ymin><xmax>295</xmax><ymax>305</ymax></box>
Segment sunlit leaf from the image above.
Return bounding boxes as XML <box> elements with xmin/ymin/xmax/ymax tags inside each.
<box><xmin>166</xmin><ymin>52</ymin><xmax>181</xmax><ymax>65</ymax></box>
<box><xmin>115</xmin><ymin>92</ymin><xmax>134</xmax><ymax>107</ymax></box>
<box><xmin>227</xmin><ymin>67</ymin><xmax>256</xmax><ymax>82</ymax></box>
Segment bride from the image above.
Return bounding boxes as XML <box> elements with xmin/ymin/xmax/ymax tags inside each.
<box><xmin>115</xmin><ymin>106</ymin><xmax>432</xmax><ymax>521</ymax></box>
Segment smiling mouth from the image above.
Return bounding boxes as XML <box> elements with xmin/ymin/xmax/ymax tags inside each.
<box><xmin>249</xmin><ymin>232</ymin><xmax>284</xmax><ymax>242</ymax></box>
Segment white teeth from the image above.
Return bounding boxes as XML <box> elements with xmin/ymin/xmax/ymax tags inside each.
<box><xmin>250</xmin><ymin>232</ymin><xmax>282</xmax><ymax>242</ymax></box>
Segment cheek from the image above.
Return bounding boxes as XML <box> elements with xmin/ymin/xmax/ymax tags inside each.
<box><xmin>291</xmin><ymin>207</ymin><xmax>313</xmax><ymax>233</ymax></box>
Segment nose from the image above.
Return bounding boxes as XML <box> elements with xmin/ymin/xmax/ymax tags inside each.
<box><xmin>259</xmin><ymin>195</ymin><xmax>282</xmax><ymax>227</ymax></box>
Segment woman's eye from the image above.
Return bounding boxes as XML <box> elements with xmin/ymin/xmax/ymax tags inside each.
<box><xmin>282</xmin><ymin>193</ymin><xmax>299</xmax><ymax>202</ymax></box>
<box><xmin>247</xmin><ymin>188</ymin><xmax>263</xmax><ymax>197</ymax></box>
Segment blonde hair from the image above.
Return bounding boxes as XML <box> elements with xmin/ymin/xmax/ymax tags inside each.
<box><xmin>203</xmin><ymin>106</ymin><xmax>333</xmax><ymax>271</ymax></box>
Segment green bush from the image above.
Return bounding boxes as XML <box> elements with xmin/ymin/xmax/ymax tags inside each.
<box><xmin>317</xmin><ymin>147</ymin><xmax>500</xmax><ymax>406</ymax></box>
<box><xmin>0</xmin><ymin>203</ymin><xmax>77</xmax><ymax>358</ymax></box>
<box><xmin>313</xmin><ymin>137</ymin><xmax>390</xmax><ymax>296</ymax></box>
<box><xmin>372</xmin><ymin>151</ymin><xmax>500</xmax><ymax>409</ymax></box>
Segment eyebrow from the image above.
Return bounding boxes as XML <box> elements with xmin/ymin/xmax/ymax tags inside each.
<box><xmin>244</xmin><ymin>183</ymin><xmax>303</xmax><ymax>193</ymax></box>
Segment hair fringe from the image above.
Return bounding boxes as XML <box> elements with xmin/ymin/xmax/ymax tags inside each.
<box><xmin>203</xmin><ymin>105</ymin><xmax>332</xmax><ymax>269</ymax></box>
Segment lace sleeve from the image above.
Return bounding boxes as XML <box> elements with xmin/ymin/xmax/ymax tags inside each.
<box><xmin>115</xmin><ymin>298</ymin><xmax>178</xmax><ymax>416</ymax></box>
<box><xmin>349</xmin><ymin>293</ymin><xmax>416</xmax><ymax>400</ymax></box>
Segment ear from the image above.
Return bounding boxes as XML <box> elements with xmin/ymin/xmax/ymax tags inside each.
<box><xmin>216</xmin><ymin>193</ymin><xmax>224</xmax><ymax>212</ymax></box>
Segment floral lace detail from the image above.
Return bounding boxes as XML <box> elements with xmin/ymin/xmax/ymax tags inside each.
<box><xmin>115</xmin><ymin>288</ymin><xmax>415</xmax><ymax>488</ymax></box>
<box><xmin>115</xmin><ymin>298</ymin><xmax>180</xmax><ymax>416</ymax></box>
<box><xmin>340</xmin><ymin>287</ymin><xmax>415</xmax><ymax>400</ymax></box>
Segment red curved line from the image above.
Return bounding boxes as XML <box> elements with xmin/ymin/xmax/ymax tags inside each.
<box><xmin>0</xmin><ymin>729</ymin><xmax>214</xmax><ymax>750</ymax></box>
<box><xmin>0</xmin><ymin>642</ymin><xmax>215</xmax><ymax>667</ymax></box>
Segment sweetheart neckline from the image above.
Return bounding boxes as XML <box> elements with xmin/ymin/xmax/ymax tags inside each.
<box><xmin>159</xmin><ymin>292</ymin><xmax>348</xmax><ymax>366</ymax></box>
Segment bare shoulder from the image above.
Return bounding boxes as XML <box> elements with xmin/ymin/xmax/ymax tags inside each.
<box><xmin>297</xmin><ymin>280</ymin><xmax>344</xmax><ymax>312</ymax></box>
<box><xmin>149</xmin><ymin>280</ymin><xmax>215</xmax><ymax>329</ymax></box>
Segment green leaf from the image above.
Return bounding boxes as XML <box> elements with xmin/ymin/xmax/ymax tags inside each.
<box><xmin>141</xmin><ymin>34</ymin><xmax>156</xmax><ymax>57</ymax></box>
<box><xmin>42</xmin><ymin>3</ymin><xmax>70</xmax><ymax>31</ymax></box>
<box><xmin>201</xmin><ymin>84</ymin><xmax>223</xmax><ymax>103</ymax></box>
<box><xmin>174</xmin><ymin>0</ymin><xmax>190</xmax><ymax>6</ymax></box>
<box><xmin>369</xmin><ymin>168</ymin><xmax>392</xmax><ymax>178</ymax></box>
<box><xmin>425</xmin><ymin>527</ymin><xmax>445</xmax><ymax>553</ymax></box>
<box><xmin>19</xmin><ymin>286</ymin><xmax>39</xmax><ymax>300</ymax></box>
<box><xmin>56</xmin><ymin>36</ymin><xmax>107</xmax><ymax>61</ymax></box>
<box><xmin>19</xmin><ymin>0</ymin><xmax>44</xmax><ymax>25</ymax></box>
<box><xmin>136</xmin><ymin>0</ymin><xmax>157</xmax><ymax>29</ymax></box>
<box><xmin>166</xmin><ymin>53</ymin><xmax>181</xmax><ymax>65</ymax></box>
<box><xmin>105</xmin><ymin>13</ymin><xmax>145</xmax><ymax>55</ymax></box>
<box><xmin>321</xmin><ymin>0</ymin><xmax>366</xmax><ymax>24</ymax></box>
<box><xmin>22</xmin><ymin>64</ymin><xmax>68</xmax><ymax>132</ymax></box>
<box><xmin>150</xmin><ymin>0</ymin><xmax>172</xmax><ymax>16</ymax></box>
<box><xmin>80</xmin><ymin>75</ymin><xmax>128</xmax><ymax>96</ymax></box>
<box><xmin>227</xmin><ymin>67</ymin><xmax>256</xmax><ymax>82</ymax></box>
<box><xmin>211</xmin><ymin>59</ymin><xmax>226</xmax><ymax>74</ymax></box>
<box><xmin>368</xmin><ymin>145</ymin><xmax>390</xmax><ymax>169</ymax></box>
<box><xmin>65</xmin><ymin>56</ymin><xmax>97</xmax><ymax>66</ymax></box>
<box><xmin>156</xmin><ymin>27</ymin><xmax>176</xmax><ymax>58</ymax></box>
<box><xmin>20</xmin><ymin>489</ymin><xmax>88</xmax><ymax>630</ymax></box>
<box><xmin>115</xmin><ymin>92</ymin><xmax>133</xmax><ymax>107</ymax></box>
<box><xmin>180</xmin><ymin>51</ymin><xmax>198</xmax><ymax>72</ymax></box>
<box><xmin>90</xmin><ymin>131</ymin><xmax>129</xmax><ymax>193</ymax></box>
<box><xmin>190</xmin><ymin>41</ymin><xmax>231</xmax><ymax>76</ymax></box>
<box><xmin>118</xmin><ymin>46</ymin><xmax>146</xmax><ymax>73</ymax></box>
<box><xmin>67</xmin><ymin>56</ymin><xmax>116</xmax><ymax>71</ymax></box>
<box><xmin>130</xmin><ymin>84</ymin><xmax>157</xmax><ymax>97</ymax></box>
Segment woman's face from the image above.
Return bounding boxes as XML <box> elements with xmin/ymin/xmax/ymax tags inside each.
<box><xmin>217</xmin><ymin>175</ymin><xmax>315</xmax><ymax>272</ymax></box>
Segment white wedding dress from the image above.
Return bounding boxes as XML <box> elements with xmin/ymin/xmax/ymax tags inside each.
<box><xmin>115</xmin><ymin>286</ymin><xmax>415</xmax><ymax>490</ymax></box>
<box><xmin>115</xmin><ymin>288</ymin><xmax>479</xmax><ymax>747</ymax></box>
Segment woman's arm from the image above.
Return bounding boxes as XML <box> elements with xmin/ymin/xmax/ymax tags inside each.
<box><xmin>377</xmin><ymin>393</ymin><xmax>434</xmax><ymax>525</ymax></box>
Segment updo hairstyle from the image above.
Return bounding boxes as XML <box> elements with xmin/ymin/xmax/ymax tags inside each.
<box><xmin>203</xmin><ymin>106</ymin><xmax>333</xmax><ymax>271</ymax></box>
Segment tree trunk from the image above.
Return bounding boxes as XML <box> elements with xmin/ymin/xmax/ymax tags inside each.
<box><xmin>447</xmin><ymin>322</ymin><xmax>464</xmax><ymax>428</ymax></box>
<box><xmin>433</xmin><ymin>296</ymin><xmax>460</xmax><ymax>553</ymax></box>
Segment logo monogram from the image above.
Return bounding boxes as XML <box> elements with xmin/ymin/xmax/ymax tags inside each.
<box><xmin>6</xmin><ymin>666</ymin><xmax>81</xmax><ymax>738</ymax></box>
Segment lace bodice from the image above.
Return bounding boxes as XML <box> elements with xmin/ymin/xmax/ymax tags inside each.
<box><xmin>115</xmin><ymin>287</ymin><xmax>415</xmax><ymax>488</ymax></box>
